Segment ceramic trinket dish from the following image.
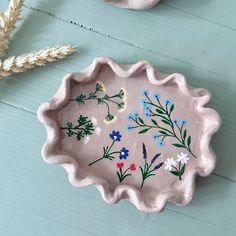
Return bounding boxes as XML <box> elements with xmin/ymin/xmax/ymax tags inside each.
<box><xmin>37</xmin><ymin>57</ymin><xmax>221</xmax><ymax>212</ymax></box>
<box><xmin>103</xmin><ymin>0</ymin><xmax>160</xmax><ymax>10</ymax></box>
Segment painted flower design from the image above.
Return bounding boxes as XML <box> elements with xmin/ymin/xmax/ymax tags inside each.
<box><xmin>173</xmin><ymin>118</ymin><xmax>178</xmax><ymax>125</ymax></box>
<box><xmin>118</xmin><ymin>101</ymin><xmax>127</xmax><ymax>113</ymax></box>
<box><xmin>144</xmin><ymin>111</ymin><xmax>151</xmax><ymax>118</ymax></box>
<box><xmin>139</xmin><ymin>143</ymin><xmax>164</xmax><ymax>188</ymax></box>
<box><xmin>151</xmin><ymin>132</ymin><xmax>166</xmax><ymax>148</ymax></box>
<box><xmin>61</xmin><ymin>115</ymin><xmax>94</xmax><ymax>142</ymax></box>
<box><xmin>181</xmin><ymin>119</ymin><xmax>187</xmax><ymax>126</ymax></box>
<box><xmin>128</xmin><ymin>114</ymin><xmax>133</xmax><ymax>121</ymax></box>
<box><xmin>165</xmin><ymin>98</ymin><xmax>172</xmax><ymax>105</ymax></box>
<box><xmin>61</xmin><ymin>115</ymin><xmax>102</xmax><ymax>146</ymax></box>
<box><xmin>89</xmin><ymin>131</ymin><xmax>129</xmax><ymax>166</ymax></box>
<box><xmin>152</xmin><ymin>133</ymin><xmax>158</xmax><ymax>141</ymax></box>
<box><xmin>104</xmin><ymin>114</ymin><xmax>117</xmax><ymax>124</ymax></box>
<box><xmin>116</xmin><ymin>162</ymin><xmax>124</xmax><ymax>169</ymax></box>
<box><xmin>127</xmin><ymin>90</ymin><xmax>196</xmax><ymax>158</ymax></box>
<box><xmin>97</xmin><ymin>81</ymin><xmax>106</xmax><ymax>92</ymax></box>
<box><xmin>127</xmin><ymin>125</ymin><xmax>133</xmax><ymax>131</ymax></box>
<box><xmin>165</xmin><ymin>153</ymin><xmax>189</xmax><ymax>180</ymax></box>
<box><xmin>95</xmin><ymin>127</ymin><xmax>102</xmax><ymax>135</ymax></box>
<box><xmin>119</xmin><ymin>87</ymin><xmax>128</xmax><ymax>101</ymax></box>
<box><xmin>130</xmin><ymin>163</ymin><xmax>136</xmax><ymax>171</ymax></box>
<box><xmin>140</xmin><ymin>98</ymin><xmax>147</xmax><ymax>106</ymax></box>
<box><xmin>144</xmin><ymin>104</ymin><xmax>151</xmax><ymax>111</ymax></box>
<box><xmin>164</xmin><ymin>158</ymin><xmax>177</xmax><ymax>171</ymax></box>
<box><xmin>82</xmin><ymin>117</ymin><xmax>101</xmax><ymax>144</ymax></box>
<box><xmin>158</xmin><ymin>140</ymin><xmax>165</xmax><ymax>148</ymax></box>
<box><xmin>109</xmin><ymin>131</ymin><xmax>122</xmax><ymax>141</ymax></box>
<box><xmin>177</xmin><ymin>152</ymin><xmax>189</xmax><ymax>164</ymax></box>
<box><xmin>143</xmin><ymin>89</ymin><xmax>149</xmax><ymax>96</ymax></box>
<box><xmin>119</xmin><ymin>147</ymin><xmax>129</xmax><ymax>159</ymax></box>
<box><xmin>153</xmin><ymin>93</ymin><xmax>160</xmax><ymax>99</ymax></box>
<box><xmin>70</xmin><ymin>81</ymin><xmax>127</xmax><ymax>124</ymax></box>
<box><xmin>116</xmin><ymin>162</ymin><xmax>136</xmax><ymax>183</ymax></box>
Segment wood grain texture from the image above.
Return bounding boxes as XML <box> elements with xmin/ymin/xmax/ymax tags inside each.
<box><xmin>1</xmin><ymin>103</ymin><xmax>236</xmax><ymax>235</ymax></box>
<box><xmin>23</xmin><ymin>0</ymin><xmax>236</xmax><ymax>79</ymax></box>
<box><xmin>163</xmin><ymin>0</ymin><xmax>236</xmax><ymax>30</ymax></box>
<box><xmin>0</xmin><ymin>0</ymin><xmax>236</xmax><ymax>235</ymax></box>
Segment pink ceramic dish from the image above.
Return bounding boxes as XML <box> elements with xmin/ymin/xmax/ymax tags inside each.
<box><xmin>37</xmin><ymin>57</ymin><xmax>221</xmax><ymax>212</ymax></box>
<box><xmin>103</xmin><ymin>0</ymin><xmax>160</xmax><ymax>10</ymax></box>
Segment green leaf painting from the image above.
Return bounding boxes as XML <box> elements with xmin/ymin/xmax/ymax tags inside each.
<box><xmin>126</xmin><ymin>90</ymin><xmax>196</xmax><ymax>158</ymax></box>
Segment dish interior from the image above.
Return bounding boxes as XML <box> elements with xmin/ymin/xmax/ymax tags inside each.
<box><xmin>54</xmin><ymin>65</ymin><xmax>202</xmax><ymax>193</ymax></box>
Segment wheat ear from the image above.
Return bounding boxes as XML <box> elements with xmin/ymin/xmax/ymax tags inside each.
<box><xmin>0</xmin><ymin>46</ymin><xmax>76</xmax><ymax>79</ymax></box>
<box><xmin>0</xmin><ymin>0</ymin><xmax>23</xmax><ymax>57</ymax></box>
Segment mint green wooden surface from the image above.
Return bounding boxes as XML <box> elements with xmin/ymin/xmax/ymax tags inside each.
<box><xmin>0</xmin><ymin>0</ymin><xmax>236</xmax><ymax>235</ymax></box>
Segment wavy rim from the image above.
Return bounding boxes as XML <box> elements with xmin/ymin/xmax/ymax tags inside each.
<box><xmin>103</xmin><ymin>0</ymin><xmax>160</xmax><ymax>10</ymax></box>
<box><xmin>37</xmin><ymin>57</ymin><xmax>221</xmax><ymax>212</ymax></box>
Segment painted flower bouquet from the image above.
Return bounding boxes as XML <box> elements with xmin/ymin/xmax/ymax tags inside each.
<box><xmin>88</xmin><ymin>130</ymin><xmax>129</xmax><ymax>166</ymax></box>
<box><xmin>127</xmin><ymin>89</ymin><xmax>196</xmax><ymax>158</ymax></box>
<box><xmin>139</xmin><ymin>143</ymin><xmax>163</xmax><ymax>188</ymax></box>
<box><xmin>38</xmin><ymin>57</ymin><xmax>221</xmax><ymax>212</ymax></box>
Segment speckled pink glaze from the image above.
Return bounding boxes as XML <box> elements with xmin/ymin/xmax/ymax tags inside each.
<box><xmin>37</xmin><ymin>57</ymin><xmax>221</xmax><ymax>212</ymax></box>
<box><xmin>103</xmin><ymin>0</ymin><xmax>160</xmax><ymax>10</ymax></box>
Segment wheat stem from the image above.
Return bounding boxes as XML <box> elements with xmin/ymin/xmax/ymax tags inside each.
<box><xmin>0</xmin><ymin>0</ymin><xmax>23</xmax><ymax>57</ymax></box>
<box><xmin>0</xmin><ymin>45</ymin><xmax>76</xmax><ymax>79</ymax></box>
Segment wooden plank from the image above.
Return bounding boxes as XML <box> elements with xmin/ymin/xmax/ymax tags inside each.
<box><xmin>1</xmin><ymin>204</ymin><xmax>235</xmax><ymax>236</ymax></box>
<box><xmin>19</xmin><ymin>0</ymin><xmax>236</xmax><ymax>80</ymax></box>
<box><xmin>163</xmin><ymin>0</ymin><xmax>236</xmax><ymax>30</ymax></box>
<box><xmin>0</xmin><ymin>103</ymin><xmax>236</xmax><ymax>235</ymax></box>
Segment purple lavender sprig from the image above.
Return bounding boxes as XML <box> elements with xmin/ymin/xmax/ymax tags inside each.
<box><xmin>151</xmin><ymin>153</ymin><xmax>161</xmax><ymax>164</ymax></box>
<box><xmin>139</xmin><ymin>143</ymin><xmax>164</xmax><ymax>188</ymax></box>
<box><xmin>154</xmin><ymin>162</ymin><xmax>164</xmax><ymax>170</ymax></box>
<box><xmin>142</xmin><ymin>143</ymin><xmax>147</xmax><ymax>160</ymax></box>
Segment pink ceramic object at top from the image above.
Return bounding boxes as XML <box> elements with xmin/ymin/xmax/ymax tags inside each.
<box><xmin>37</xmin><ymin>57</ymin><xmax>221</xmax><ymax>212</ymax></box>
<box><xmin>103</xmin><ymin>0</ymin><xmax>160</xmax><ymax>10</ymax></box>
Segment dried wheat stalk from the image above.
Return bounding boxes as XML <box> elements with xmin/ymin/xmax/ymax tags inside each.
<box><xmin>0</xmin><ymin>0</ymin><xmax>76</xmax><ymax>79</ymax></box>
<box><xmin>0</xmin><ymin>46</ymin><xmax>76</xmax><ymax>78</ymax></box>
<box><xmin>0</xmin><ymin>0</ymin><xmax>23</xmax><ymax>57</ymax></box>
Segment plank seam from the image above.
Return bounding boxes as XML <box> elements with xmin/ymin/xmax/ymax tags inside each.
<box><xmin>1</xmin><ymin>101</ymin><xmax>236</xmax><ymax>229</ymax></box>
<box><xmin>161</xmin><ymin>2</ymin><xmax>236</xmax><ymax>32</ymax></box>
<box><xmin>166</xmin><ymin>207</ymin><xmax>236</xmax><ymax>232</ymax></box>
<box><xmin>1</xmin><ymin>199</ymin><xmax>234</xmax><ymax>233</ymax></box>
<box><xmin>19</xmin><ymin>2</ymin><xmax>236</xmax><ymax>82</ymax></box>
<box><xmin>0</xmin><ymin>101</ymin><xmax>35</xmax><ymax>114</ymax></box>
